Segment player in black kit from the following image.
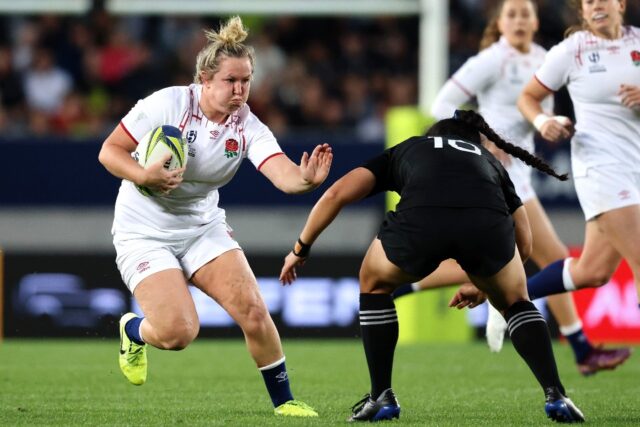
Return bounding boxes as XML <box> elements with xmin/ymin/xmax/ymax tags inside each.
<box><xmin>279</xmin><ymin>110</ymin><xmax>585</xmax><ymax>423</ymax></box>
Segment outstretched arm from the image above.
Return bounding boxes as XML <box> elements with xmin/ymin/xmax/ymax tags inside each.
<box><xmin>279</xmin><ymin>167</ymin><xmax>376</xmax><ymax>284</ymax></box>
<box><xmin>260</xmin><ymin>143</ymin><xmax>333</xmax><ymax>194</ymax></box>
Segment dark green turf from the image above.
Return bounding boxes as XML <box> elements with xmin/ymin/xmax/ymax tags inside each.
<box><xmin>0</xmin><ymin>339</ymin><xmax>638</xmax><ymax>425</ymax></box>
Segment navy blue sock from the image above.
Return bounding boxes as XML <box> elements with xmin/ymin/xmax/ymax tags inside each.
<box><xmin>565</xmin><ymin>329</ymin><xmax>593</xmax><ymax>363</ymax></box>
<box><xmin>527</xmin><ymin>260</ymin><xmax>566</xmax><ymax>300</ymax></box>
<box><xmin>259</xmin><ymin>358</ymin><xmax>294</xmax><ymax>407</ymax></box>
<box><xmin>392</xmin><ymin>283</ymin><xmax>415</xmax><ymax>299</ymax></box>
<box><xmin>124</xmin><ymin>316</ymin><xmax>145</xmax><ymax>345</ymax></box>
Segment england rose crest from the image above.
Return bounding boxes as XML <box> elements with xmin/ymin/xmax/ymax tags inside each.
<box><xmin>631</xmin><ymin>50</ymin><xmax>640</xmax><ymax>66</ymax></box>
<box><xmin>224</xmin><ymin>138</ymin><xmax>239</xmax><ymax>158</ymax></box>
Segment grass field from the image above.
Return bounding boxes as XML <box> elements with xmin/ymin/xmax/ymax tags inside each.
<box><xmin>0</xmin><ymin>339</ymin><xmax>638</xmax><ymax>426</ymax></box>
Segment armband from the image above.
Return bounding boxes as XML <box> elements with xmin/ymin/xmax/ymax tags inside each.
<box><xmin>293</xmin><ymin>238</ymin><xmax>311</xmax><ymax>258</ymax></box>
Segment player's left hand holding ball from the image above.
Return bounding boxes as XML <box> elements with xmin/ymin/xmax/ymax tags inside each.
<box><xmin>300</xmin><ymin>143</ymin><xmax>333</xmax><ymax>187</ymax></box>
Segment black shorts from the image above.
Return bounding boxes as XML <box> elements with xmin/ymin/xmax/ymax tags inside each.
<box><xmin>378</xmin><ymin>207</ymin><xmax>516</xmax><ymax>278</ymax></box>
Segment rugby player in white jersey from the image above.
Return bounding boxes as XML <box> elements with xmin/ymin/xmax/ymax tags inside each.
<box><xmin>393</xmin><ymin>0</ymin><xmax>631</xmax><ymax>375</ymax></box>
<box><xmin>98</xmin><ymin>16</ymin><xmax>331</xmax><ymax>418</ymax></box>
<box><xmin>457</xmin><ymin>0</ymin><xmax>637</xmax><ymax>364</ymax></box>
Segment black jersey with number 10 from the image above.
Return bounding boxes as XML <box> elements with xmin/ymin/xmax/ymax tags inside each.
<box><xmin>362</xmin><ymin>135</ymin><xmax>522</xmax><ymax>215</ymax></box>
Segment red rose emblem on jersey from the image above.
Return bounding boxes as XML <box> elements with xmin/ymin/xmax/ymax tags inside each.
<box><xmin>224</xmin><ymin>138</ymin><xmax>239</xmax><ymax>158</ymax></box>
<box><xmin>631</xmin><ymin>50</ymin><xmax>640</xmax><ymax>66</ymax></box>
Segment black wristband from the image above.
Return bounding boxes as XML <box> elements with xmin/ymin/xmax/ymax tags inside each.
<box><xmin>293</xmin><ymin>238</ymin><xmax>311</xmax><ymax>258</ymax></box>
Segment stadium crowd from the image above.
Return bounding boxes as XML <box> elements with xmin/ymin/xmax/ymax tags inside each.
<box><xmin>0</xmin><ymin>0</ymin><xmax>638</xmax><ymax>141</ymax></box>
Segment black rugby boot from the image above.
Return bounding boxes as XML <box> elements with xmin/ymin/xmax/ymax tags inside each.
<box><xmin>348</xmin><ymin>388</ymin><xmax>400</xmax><ymax>422</ymax></box>
<box><xmin>544</xmin><ymin>386</ymin><xmax>585</xmax><ymax>423</ymax></box>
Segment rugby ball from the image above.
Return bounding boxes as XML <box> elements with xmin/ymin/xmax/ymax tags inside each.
<box><xmin>133</xmin><ymin>125</ymin><xmax>188</xmax><ymax>196</ymax></box>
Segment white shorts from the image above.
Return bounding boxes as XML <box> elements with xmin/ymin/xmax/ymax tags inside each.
<box><xmin>506</xmin><ymin>158</ymin><xmax>536</xmax><ymax>203</ymax></box>
<box><xmin>114</xmin><ymin>220</ymin><xmax>241</xmax><ymax>293</ymax></box>
<box><xmin>574</xmin><ymin>165</ymin><xmax>640</xmax><ymax>220</ymax></box>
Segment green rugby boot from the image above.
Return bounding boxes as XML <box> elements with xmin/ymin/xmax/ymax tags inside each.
<box><xmin>118</xmin><ymin>312</ymin><xmax>147</xmax><ymax>385</ymax></box>
<box><xmin>274</xmin><ymin>400</ymin><xmax>318</xmax><ymax>417</ymax></box>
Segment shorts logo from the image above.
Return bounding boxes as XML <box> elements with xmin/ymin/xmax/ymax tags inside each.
<box><xmin>618</xmin><ymin>190</ymin><xmax>631</xmax><ymax>200</ymax></box>
<box><xmin>224</xmin><ymin>138</ymin><xmax>239</xmax><ymax>158</ymax></box>
<box><xmin>137</xmin><ymin>261</ymin><xmax>150</xmax><ymax>273</ymax></box>
<box><xmin>631</xmin><ymin>50</ymin><xmax>640</xmax><ymax>66</ymax></box>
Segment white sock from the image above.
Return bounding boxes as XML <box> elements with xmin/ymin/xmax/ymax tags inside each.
<box><xmin>138</xmin><ymin>318</ymin><xmax>146</xmax><ymax>343</ymax></box>
<box><xmin>259</xmin><ymin>356</ymin><xmax>286</xmax><ymax>371</ymax></box>
<box><xmin>562</xmin><ymin>257</ymin><xmax>577</xmax><ymax>291</ymax></box>
<box><xmin>559</xmin><ymin>320</ymin><xmax>583</xmax><ymax>337</ymax></box>
<box><xmin>410</xmin><ymin>283</ymin><xmax>421</xmax><ymax>292</ymax></box>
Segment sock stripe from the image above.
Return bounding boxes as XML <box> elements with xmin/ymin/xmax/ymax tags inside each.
<box><xmin>508</xmin><ymin>310</ymin><xmax>544</xmax><ymax>323</ymax></box>
<box><xmin>359</xmin><ymin>308</ymin><xmax>397</xmax><ymax>324</ymax></box>
<box><xmin>360</xmin><ymin>313</ymin><xmax>397</xmax><ymax>321</ymax></box>
<box><xmin>360</xmin><ymin>318</ymin><xmax>399</xmax><ymax>326</ymax></box>
<box><xmin>508</xmin><ymin>311</ymin><xmax>545</xmax><ymax>335</ymax></box>
<box><xmin>359</xmin><ymin>308</ymin><xmax>396</xmax><ymax>315</ymax></box>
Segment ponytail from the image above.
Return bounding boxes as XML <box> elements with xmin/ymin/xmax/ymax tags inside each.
<box><xmin>428</xmin><ymin>110</ymin><xmax>568</xmax><ymax>181</ymax></box>
<box><xmin>479</xmin><ymin>18</ymin><xmax>501</xmax><ymax>50</ymax></box>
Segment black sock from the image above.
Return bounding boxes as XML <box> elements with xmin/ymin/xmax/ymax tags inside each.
<box><xmin>505</xmin><ymin>300</ymin><xmax>565</xmax><ymax>395</ymax></box>
<box><xmin>359</xmin><ymin>293</ymin><xmax>398</xmax><ymax>400</ymax></box>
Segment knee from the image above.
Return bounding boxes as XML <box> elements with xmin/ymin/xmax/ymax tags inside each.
<box><xmin>576</xmin><ymin>266</ymin><xmax>614</xmax><ymax>288</ymax></box>
<box><xmin>155</xmin><ymin>320</ymin><xmax>199</xmax><ymax>351</ymax></box>
<box><xmin>239</xmin><ymin>303</ymin><xmax>271</xmax><ymax>336</ymax></box>
<box><xmin>359</xmin><ymin>267</ymin><xmax>390</xmax><ymax>293</ymax></box>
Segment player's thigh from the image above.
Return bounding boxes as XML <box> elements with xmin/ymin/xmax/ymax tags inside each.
<box><xmin>360</xmin><ymin>238</ymin><xmax>421</xmax><ymax>293</ymax></box>
<box><xmin>468</xmin><ymin>248</ymin><xmax>528</xmax><ymax>311</ymax></box>
<box><xmin>115</xmin><ymin>236</ymin><xmax>199</xmax><ymax>330</ymax></box>
<box><xmin>134</xmin><ymin>268</ymin><xmax>199</xmax><ymax>333</ymax></box>
<box><xmin>524</xmin><ymin>197</ymin><xmax>569</xmax><ymax>267</ymax></box>
<box><xmin>190</xmin><ymin>248</ymin><xmax>267</xmax><ymax>323</ymax></box>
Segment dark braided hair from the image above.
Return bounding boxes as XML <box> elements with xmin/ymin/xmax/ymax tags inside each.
<box><xmin>426</xmin><ymin>110</ymin><xmax>568</xmax><ymax>181</ymax></box>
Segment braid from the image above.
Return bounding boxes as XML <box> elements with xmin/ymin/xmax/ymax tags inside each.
<box><xmin>454</xmin><ymin>110</ymin><xmax>569</xmax><ymax>181</ymax></box>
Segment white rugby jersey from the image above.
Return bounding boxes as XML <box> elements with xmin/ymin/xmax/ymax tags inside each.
<box><xmin>535</xmin><ymin>27</ymin><xmax>640</xmax><ymax>176</ymax></box>
<box><xmin>113</xmin><ymin>84</ymin><xmax>283</xmax><ymax>238</ymax></box>
<box><xmin>436</xmin><ymin>36</ymin><xmax>551</xmax><ymax>154</ymax></box>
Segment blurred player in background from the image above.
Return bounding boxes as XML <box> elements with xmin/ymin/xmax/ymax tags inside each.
<box><xmin>98</xmin><ymin>16</ymin><xmax>331</xmax><ymax>418</ymax></box>
<box><xmin>516</xmin><ymin>0</ymin><xmax>640</xmax><ymax>328</ymax></box>
<box><xmin>280</xmin><ymin>110</ymin><xmax>584</xmax><ymax>423</ymax></box>
<box><xmin>393</xmin><ymin>0</ymin><xmax>630</xmax><ymax>375</ymax></box>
